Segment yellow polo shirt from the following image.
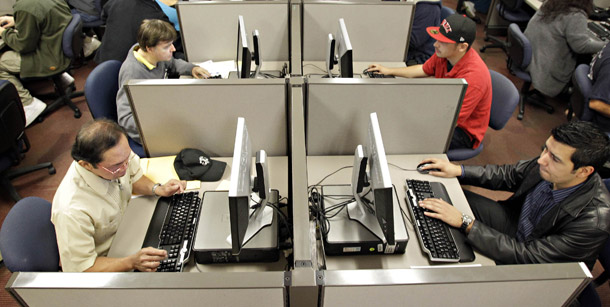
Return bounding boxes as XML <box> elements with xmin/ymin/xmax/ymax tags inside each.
<box><xmin>51</xmin><ymin>152</ymin><xmax>143</xmax><ymax>272</ymax></box>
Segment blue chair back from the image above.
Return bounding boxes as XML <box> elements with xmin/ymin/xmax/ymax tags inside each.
<box><xmin>85</xmin><ymin>60</ymin><xmax>122</xmax><ymax>120</ymax></box>
<box><xmin>507</xmin><ymin>23</ymin><xmax>532</xmax><ymax>80</ymax></box>
<box><xmin>62</xmin><ymin>14</ymin><xmax>83</xmax><ymax>60</ymax></box>
<box><xmin>440</xmin><ymin>5</ymin><xmax>455</xmax><ymax>21</ymax></box>
<box><xmin>84</xmin><ymin>60</ymin><xmax>146</xmax><ymax>157</ymax></box>
<box><xmin>489</xmin><ymin>70</ymin><xmax>519</xmax><ymax>130</ymax></box>
<box><xmin>0</xmin><ymin>197</ymin><xmax>60</xmax><ymax>272</ymax></box>
<box><xmin>571</xmin><ymin>64</ymin><xmax>594</xmax><ymax>121</ymax></box>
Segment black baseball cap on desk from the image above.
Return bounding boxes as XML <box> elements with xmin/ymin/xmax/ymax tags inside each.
<box><xmin>174</xmin><ymin>148</ymin><xmax>227</xmax><ymax>182</ymax></box>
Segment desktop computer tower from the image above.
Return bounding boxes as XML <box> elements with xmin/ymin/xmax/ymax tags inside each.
<box><xmin>193</xmin><ymin>190</ymin><xmax>279</xmax><ymax>264</ymax></box>
<box><xmin>320</xmin><ymin>185</ymin><xmax>408</xmax><ymax>256</ymax></box>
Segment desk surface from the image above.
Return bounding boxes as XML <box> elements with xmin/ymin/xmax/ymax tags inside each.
<box><xmin>525</xmin><ymin>0</ymin><xmax>543</xmax><ymax>10</ymax></box>
<box><xmin>307</xmin><ymin>154</ymin><xmax>496</xmax><ymax>270</ymax></box>
<box><xmin>302</xmin><ymin>61</ymin><xmax>406</xmax><ymax>78</ymax></box>
<box><xmin>108</xmin><ymin>156</ymin><xmax>289</xmax><ymax>273</ymax></box>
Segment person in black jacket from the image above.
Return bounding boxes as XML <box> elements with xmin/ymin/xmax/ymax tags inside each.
<box><xmin>94</xmin><ymin>0</ymin><xmax>183</xmax><ymax>63</ymax></box>
<box><xmin>417</xmin><ymin>121</ymin><xmax>610</xmax><ymax>270</ymax></box>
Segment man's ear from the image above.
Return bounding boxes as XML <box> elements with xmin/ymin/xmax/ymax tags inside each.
<box><xmin>78</xmin><ymin>160</ymin><xmax>94</xmax><ymax>171</ymax></box>
<box><xmin>576</xmin><ymin>165</ymin><xmax>595</xmax><ymax>178</ymax></box>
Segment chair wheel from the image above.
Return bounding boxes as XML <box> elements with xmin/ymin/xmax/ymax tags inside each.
<box><xmin>546</xmin><ymin>108</ymin><xmax>554</xmax><ymax>114</ymax></box>
<box><xmin>74</xmin><ymin>110</ymin><xmax>82</xmax><ymax>118</ymax></box>
<box><xmin>517</xmin><ymin>113</ymin><xmax>523</xmax><ymax>120</ymax></box>
<box><xmin>480</xmin><ymin>47</ymin><xmax>487</xmax><ymax>53</ymax></box>
<box><xmin>484</xmin><ymin>37</ymin><xmax>490</xmax><ymax>42</ymax></box>
<box><xmin>49</xmin><ymin>166</ymin><xmax>56</xmax><ymax>175</ymax></box>
<box><xmin>36</xmin><ymin>116</ymin><xmax>44</xmax><ymax>123</ymax></box>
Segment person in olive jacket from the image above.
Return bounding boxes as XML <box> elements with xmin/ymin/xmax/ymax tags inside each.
<box><xmin>0</xmin><ymin>0</ymin><xmax>73</xmax><ymax>126</ymax></box>
<box><xmin>417</xmin><ymin>121</ymin><xmax>610</xmax><ymax>270</ymax></box>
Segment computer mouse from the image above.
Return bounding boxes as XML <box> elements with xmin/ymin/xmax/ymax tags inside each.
<box><xmin>416</xmin><ymin>162</ymin><xmax>440</xmax><ymax>174</ymax></box>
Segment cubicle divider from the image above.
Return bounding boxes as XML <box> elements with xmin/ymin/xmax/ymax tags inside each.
<box><xmin>125</xmin><ymin>79</ymin><xmax>289</xmax><ymax>158</ymax></box>
<box><xmin>301</xmin><ymin>0</ymin><xmax>415</xmax><ymax>62</ymax></box>
<box><xmin>7</xmin><ymin>271</ymin><xmax>288</xmax><ymax>306</ymax></box>
<box><xmin>318</xmin><ymin>263</ymin><xmax>591</xmax><ymax>306</ymax></box>
<box><xmin>177</xmin><ymin>0</ymin><xmax>290</xmax><ymax>63</ymax></box>
<box><xmin>305</xmin><ymin>78</ymin><xmax>466</xmax><ymax>156</ymax></box>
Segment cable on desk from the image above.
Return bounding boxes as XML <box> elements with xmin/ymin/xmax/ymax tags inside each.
<box><xmin>388</xmin><ymin>162</ymin><xmax>417</xmax><ymax>172</ymax></box>
<box><xmin>303</xmin><ymin>63</ymin><xmax>327</xmax><ymax>73</ymax></box>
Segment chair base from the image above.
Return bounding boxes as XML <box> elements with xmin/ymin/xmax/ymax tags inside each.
<box><xmin>1</xmin><ymin>162</ymin><xmax>55</xmax><ymax>202</ymax></box>
<box><xmin>480</xmin><ymin>35</ymin><xmax>507</xmax><ymax>53</ymax></box>
<box><xmin>517</xmin><ymin>84</ymin><xmax>554</xmax><ymax>120</ymax></box>
<box><xmin>36</xmin><ymin>75</ymin><xmax>84</xmax><ymax>122</ymax></box>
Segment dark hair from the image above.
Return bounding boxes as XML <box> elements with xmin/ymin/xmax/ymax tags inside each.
<box><xmin>71</xmin><ymin>119</ymin><xmax>127</xmax><ymax>166</ymax></box>
<box><xmin>539</xmin><ymin>0</ymin><xmax>593</xmax><ymax>23</ymax></box>
<box><xmin>551</xmin><ymin>121</ymin><xmax>610</xmax><ymax>172</ymax></box>
<box><xmin>137</xmin><ymin>19</ymin><xmax>177</xmax><ymax>50</ymax></box>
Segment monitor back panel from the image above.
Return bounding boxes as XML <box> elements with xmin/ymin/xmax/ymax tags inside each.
<box><xmin>126</xmin><ymin>79</ymin><xmax>288</xmax><ymax>157</ymax></box>
<box><xmin>178</xmin><ymin>0</ymin><xmax>290</xmax><ymax>63</ymax></box>
<box><xmin>305</xmin><ymin>78</ymin><xmax>466</xmax><ymax>156</ymax></box>
<box><xmin>302</xmin><ymin>0</ymin><xmax>415</xmax><ymax>62</ymax></box>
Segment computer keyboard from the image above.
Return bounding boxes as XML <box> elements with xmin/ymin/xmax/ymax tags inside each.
<box><xmin>588</xmin><ymin>21</ymin><xmax>609</xmax><ymax>40</ymax></box>
<box><xmin>208</xmin><ymin>75</ymin><xmax>222</xmax><ymax>79</ymax></box>
<box><xmin>405</xmin><ymin>179</ymin><xmax>474</xmax><ymax>263</ymax></box>
<box><xmin>363</xmin><ymin>69</ymin><xmax>395</xmax><ymax>78</ymax></box>
<box><xmin>142</xmin><ymin>191</ymin><xmax>202</xmax><ymax>272</ymax></box>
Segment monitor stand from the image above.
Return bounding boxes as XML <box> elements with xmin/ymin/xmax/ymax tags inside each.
<box><xmin>320</xmin><ymin>184</ymin><xmax>408</xmax><ymax>256</ymax></box>
<box><xmin>193</xmin><ymin>190</ymin><xmax>279</xmax><ymax>264</ymax></box>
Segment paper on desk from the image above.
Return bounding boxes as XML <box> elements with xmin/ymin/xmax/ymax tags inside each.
<box><xmin>196</xmin><ymin>60</ymin><xmax>236</xmax><ymax>79</ymax></box>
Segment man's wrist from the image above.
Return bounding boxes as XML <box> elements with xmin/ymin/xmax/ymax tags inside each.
<box><xmin>152</xmin><ymin>183</ymin><xmax>162</xmax><ymax>196</ymax></box>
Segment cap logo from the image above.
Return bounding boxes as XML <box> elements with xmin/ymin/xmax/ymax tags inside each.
<box><xmin>199</xmin><ymin>156</ymin><xmax>210</xmax><ymax>166</ymax></box>
<box><xmin>430</xmin><ymin>29</ymin><xmax>440</xmax><ymax>34</ymax></box>
<box><xmin>441</xmin><ymin>19</ymin><xmax>452</xmax><ymax>34</ymax></box>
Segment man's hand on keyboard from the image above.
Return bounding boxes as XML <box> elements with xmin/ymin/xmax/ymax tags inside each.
<box><xmin>155</xmin><ymin>179</ymin><xmax>187</xmax><ymax>196</ymax></box>
<box><xmin>130</xmin><ymin>247</ymin><xmax>168</xmax><ymax>272</ymax></box>
<box><xmin>419</xmin><ymin>198</ymin><xmax>463</xmax><ymax>228</ymax></box>
<box><xmin>366</xmin><ymin>63</ymin><xmax>390</xmax><ymax>75</ymax></box>
<box><xmin>418</xmin><ymin>158</ymin><xmax>462</xmax><ymax>178</ymax></box>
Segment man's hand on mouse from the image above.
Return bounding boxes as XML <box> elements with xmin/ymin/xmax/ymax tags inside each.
<box><xmin>417</xmin><ymin>158</ymin><xmax>462</xmax><ymax>178</ymax></box>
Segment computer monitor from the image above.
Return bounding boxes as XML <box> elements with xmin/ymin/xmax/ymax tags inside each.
<box><xmin>228</xmin><ymin>117</ymin><xmax>273</xmax><ymax>255</ymax></box>
<box><xmin>347</xmin><ymin>112</ymin><xmax>395</xmax><ymax>247</ymax></box>
<box><xmin>236</xmin><ymin>15</ymin><xmax>252</xmax><ymax>79</ymax></box>
<box><xmin>325</xmin><ymin>33</ymin><xmax>336</xmax><ymax>78</ymax></box>
<box><xmin>335</xmin><ymin>18</ymin><xmax>353</xmax><ymax>78</ymax></box>
<box><xmin>252</xmin><ymin>29</ymin><xmax>262</xmax><ymax>78</ymax></box>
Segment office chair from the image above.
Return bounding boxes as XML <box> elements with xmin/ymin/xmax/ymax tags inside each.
<box><xmin>84</xmin><ymin>60</ymin><xmax>146</xmax><ymax>157</ymax></box>
<box><xmin>506</xmin><ymin>23</ymin><xmax>554</xmax><ymax>120</ymax></box>
<box><xmin>28</xmin><ymin>13</ymin><xmax>85</xmax><ymax>121</ymax></box>
<box><xmin>447</xmin><ymin>70</ymin><xmax>519</xmax><ymax>161</ymax></box>
<box><xmin>480</xmin><ymin>0</ymin><xmax>532</xmax><ymax>53</ymax></box>
<box><xmin>567</xmin><ymin>64</ymin><xmax>595</xmax><ymax>121</ymax></box>
<box><xmin>0</xmin><ymin>80</ymin><xmax>56</xmax><ymax>202</ymax></box>
<box><xmin>0</xmin><ymin>197</ymin><xmax>60</xmax><ymax>272</ymax></box>
<box><xmin>440</xmin><ymin>5</ymin><xmax>455</xmax><ymax>21</ymax></box>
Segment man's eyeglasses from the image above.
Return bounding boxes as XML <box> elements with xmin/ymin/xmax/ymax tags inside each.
<box><xmin>99</xmin><ymin>159</ymin><xmax>129</xmax><ymax>175</ymax></box>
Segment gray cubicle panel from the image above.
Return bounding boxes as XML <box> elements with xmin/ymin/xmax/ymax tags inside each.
<box><xmin>302</xmin><ymin>0</ymin><xmax>415</xmax><ymax>62</ymax></box>
<box><xmin>305</xmin><ymin>78</ymin><xmax>466</xmax><ymax>156</ymax></box>
<box><xmin>0</xmin><ymin>0</ymin><xmax>14</xmax><ymax>15</ymax></box>
<box><xmin>7</xmin><ymin>271</ymin><xmax>287</xmax><ymax>307</ymax></box>
<box><xmin>177</xmin><ymin>0</ymin><xmax>290</xmax><ymax>63</ymax></box>
<box><xmin>125</xmin><ymin>79</ymin><xmax>288</xmax><ymax>157</ymax></box>
<box><xmin>318</xmin><ymin>263</ymin><xmax>591</xmax><ymax>306</ymax></box>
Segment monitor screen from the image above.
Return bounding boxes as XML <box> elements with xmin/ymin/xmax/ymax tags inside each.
<box><xmin>252</xmin><ymin>29</ymin><xmax>262</xmax><ymax>78</ymax></box>
<box><xmin>236</xmin><ymin>15</ymin><xmax>252</xmax><ymax>79</ymax></box>
<box><xmin>228</xmin><ymin>117</ymin><xmax>274</xmax><ymax>255</ymax></box>
<box><xmin>347</xmin><ymin>113</ymin><xmax>395</xmax><ymax>246</ymax></box>
<box><xmin>325</xmin><ymin>33</ymin><xmax>336</xmax><ymax>78</ymax></box>
<box><xmin>335</xmin><ymin>18</ymin><xmax>353</xmax><ymax>78</ymax></box>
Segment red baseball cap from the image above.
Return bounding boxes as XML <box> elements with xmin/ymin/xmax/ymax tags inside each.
<box><xmin>426</xmin><ymin>14</ymin><xmax>476</xmax><ymax>46</ymax></box>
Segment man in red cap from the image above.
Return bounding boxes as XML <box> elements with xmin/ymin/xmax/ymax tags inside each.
<box><xmin>368</xmin><ymin>14</ymin><xmax>491</xmax><ymax>151</ymax></box>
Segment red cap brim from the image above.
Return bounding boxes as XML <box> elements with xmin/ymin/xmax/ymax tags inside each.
<box><xmin>426</xmin><ymin>26</ymin><xmax>456</xmax><ymax>44</ymax></box>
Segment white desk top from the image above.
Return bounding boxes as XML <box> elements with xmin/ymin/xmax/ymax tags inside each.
<box><xmin>302</xmin><ymin>61</ymin><xmax>406</xmax><ymax>78</ymax></box>
<box><xmin>108</xmin><ymin>156</ymin><xmax>289</xmax><ymax>272</ymax></box>
<box><xmin>307</xmin><ymin>154</ymin><xmax>496</xmax><ymax>270</ymax></box>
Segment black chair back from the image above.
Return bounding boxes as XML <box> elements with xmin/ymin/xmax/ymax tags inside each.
<box><xmin>570</xmin><ymin>64</ymin><xmax>594</xmax><ymax>121</ymax></box>
<box><xmin>0</xmin><ymin>81</ymin><xmax>26</xmax><ymax>155</ymax></box>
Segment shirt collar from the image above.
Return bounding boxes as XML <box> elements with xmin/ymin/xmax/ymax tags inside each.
<box><xmin>133</xmin><ymin>45</ymin><xmax>156</xmax><ymax>70</ymax></box>
<box><xmin>548</xmin><ymin>181</ymin><xmax>584</xmax><ymax>204</ymax></box>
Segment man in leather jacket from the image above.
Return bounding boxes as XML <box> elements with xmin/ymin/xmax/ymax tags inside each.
<box><xmin>417</xmin><ymin>121</ymin><xmax>610</xmax><ymax>270</ymax></box>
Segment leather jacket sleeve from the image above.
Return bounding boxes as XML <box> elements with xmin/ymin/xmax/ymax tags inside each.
<box><xmin>460</xmin><ymin>159</ymin><xmax>538</xmax><ymax>192</ymax></box>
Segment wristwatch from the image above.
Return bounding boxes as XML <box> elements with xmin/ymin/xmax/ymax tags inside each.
<box><xmin>152</xmin><ymin>183</ymin><xmax>162</xmax><ymax>196</ymax></box>
<box><xmin>460</xmin><ymin>213</ymin><xmax>473</xmax><ymax>233</ymax></box>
